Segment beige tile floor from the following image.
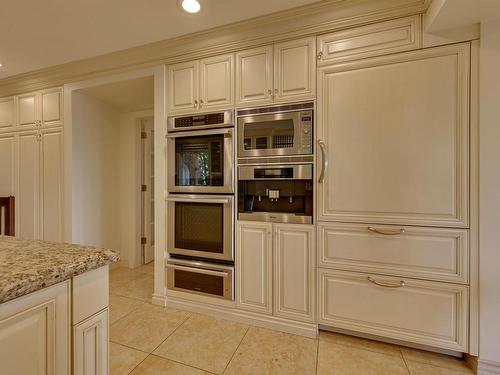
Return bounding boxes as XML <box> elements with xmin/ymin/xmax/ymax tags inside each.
<box><xmin>109</xmin><ymin>263</ymin><xmax>474</xmax><ymax>375</ymax></box>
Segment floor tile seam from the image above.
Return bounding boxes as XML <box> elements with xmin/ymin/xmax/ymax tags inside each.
<box><xmin>108</xmin><ymin>300</ymin><xmax>146</xmax><ymax>326</ymax></box>
<box><xmin>108</xmin><ymin>290</ymin><xmax>152</xmax><ymax>304</ymax></box>
<box><xmin>403</xmin><ymin>358</ymin><xmax>474</xmax><ymax>374</ymax></box>
<box><xmin>149</xmin><ymin>311</ymin><xmax>193</xmax><ymax>354</ymax></box>
<box><xmin>332</xmin><ymin>340</ymin><xmax>408</xmax><ymax>359</ymax></box>
<box><xmin>109</xmin><ymin>340</ymin><xmax>150</xmax><ymax>355</ymax></box>
<box><xmin>400</xmin><ymin>347</ymin><xmax>413</xmax><ymax>375</ymax></box>
<box><xmin>126</xmin><ymin>353</ymin><xmax>151</xmax><ymax>375</ymax></box>
<box><xmin>221</xmin><ymin>325</ymin><xmax>251</xmax><ymax>375</ymax></box>
<box><xmin>148</xmin><ymin>353</ymin><xmax>220</xmax><ymax>375</ymax></box>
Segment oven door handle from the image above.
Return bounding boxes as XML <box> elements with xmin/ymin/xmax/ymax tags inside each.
<box><xmin>166</xmin><ymin>128</ymin><xmax>233</xmax><ymax>138</ymax></box>
<box><xmin>167</xmin><ymin>197</ymin><xmax>231</xmax><ymax>204</ymax></box>
<box><xmin>167</xmin><ymin>264</ymin><xmax>230</xmax><ymax>278</ymax></box>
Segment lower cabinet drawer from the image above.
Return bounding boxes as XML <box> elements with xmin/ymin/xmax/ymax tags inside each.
<box><xmin>318</xmin><ymin>223</ymin><xmax>468</xmax><ymax>283</ymax></box>
<box><xmin>318</xmin><ymin>269</ymin><xmax>468</xmax><ymax>351</ymax></box>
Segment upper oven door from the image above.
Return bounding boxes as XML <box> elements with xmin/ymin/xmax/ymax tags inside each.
<box><xmin>167</xmin><ymin>195</ymin><xmax>234</xmax><ymax>262</ymax></box>
<box><xmin>167</xmin><ymin>128</ymin><xmax>234</xmax><ymax>194</ymax></box>
<box><xmin>237</xmin><ymin>111</ymin><xmax>305</xmax><ymax>158</ymax></box>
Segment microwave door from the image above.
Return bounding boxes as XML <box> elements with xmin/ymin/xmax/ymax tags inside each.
<box><xmin>237</xmin><ymin>111</ymin><xmax>302</xmax><ymax>157</ymax></box>
<box><xmin>167</xmin><ymin>128</ymin><xmax>234</xmax><ymax>193</ymax></box>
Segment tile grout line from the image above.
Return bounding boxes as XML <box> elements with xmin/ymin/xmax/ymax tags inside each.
<box><xmin>221</xmin><ymin>325</ymin><xmax>251</xmax><ymax>375</ymax></box>
<box><xmin>400</xmin><ymin>347</ymin><xmax>412</xmax><ymax>375</ymax></box>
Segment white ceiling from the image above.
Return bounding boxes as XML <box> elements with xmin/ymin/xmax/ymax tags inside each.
<box><xmin>77</xmin><ymin>76</ymin><xmax>154</xmax><ymax>112</ymax></box>
<box><xmin>0</xmin><ymin>0</ymin><xmax>321</xmax><ymax>79</ymax></box>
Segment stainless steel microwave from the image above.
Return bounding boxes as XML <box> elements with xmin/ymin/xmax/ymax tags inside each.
<box><xmin>237</xmin><ymin>102</ymin><xmax>314</xmax><ymax>159</ymax></box>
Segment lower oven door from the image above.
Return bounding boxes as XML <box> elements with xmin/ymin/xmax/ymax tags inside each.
<box><xmin>167</xmin><ymin>259</ymin><xmax>234</xmax><ymax>300</ymax></box>
<box><xmin>167</xmin><ymin>195</ymin><xmax>234</xmax><ymax>261</ymax></box>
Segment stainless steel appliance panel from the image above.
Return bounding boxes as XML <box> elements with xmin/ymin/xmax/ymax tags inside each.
<box><xmin>167</xmin><ymin>128</ymin><xmax>234</xmax><ymax>194</ymax></box>
<box><xmin>167</xmin><ymin>195</ymin><xmax>234</xmax><ymax>261</ymax></box>
<box><xmin>167</xmin><ymin>258</ymin><xmax>234</xmax><ymax>300</ymax></box>
<box><xmin>167</xmin><ymin>110</ymin><xmax>233</xmax><ymax>132</ymax></box>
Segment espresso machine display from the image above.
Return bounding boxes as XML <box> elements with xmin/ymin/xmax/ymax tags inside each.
<box><xmin>238</xmin><ymin>164</ymin><xmax>313</xmax><ymax>224</ymax></box>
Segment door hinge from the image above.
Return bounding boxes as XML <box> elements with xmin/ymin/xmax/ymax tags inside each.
<box><xmin>317</xmin><ymin>51</ymin><xmax>323</xmax><ymax>60</ymax></box>
<box><xmin>141</xmin><ymin>184</ymin><xmax>147</xmax><ymax>192</ymax></box>
<box><xmin>141</xmin><ymin>237</ymin><xmax>147</xmax><ymax>245</ymax></box>
<box><xmin>141</xmin><ymin>132</ymin><xmax>147</xmax><ymax>139</ymax></box>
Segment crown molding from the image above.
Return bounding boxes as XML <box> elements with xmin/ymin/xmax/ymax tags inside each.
<box><xmin>0</xmin><ymin>0</ymin><xmax>431</xmax><ymax>96</ymax></box>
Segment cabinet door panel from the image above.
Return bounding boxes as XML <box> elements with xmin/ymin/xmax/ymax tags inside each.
<box><xmin>40</xmin><ymin>130</ymin><xmax>63</xmax><ymax>241</ymax></box>
<box><xmin>236</xmin><ymin>46</ymin><xmax>273</xmax><ymax>106</ymax></box>
<box><xmin>18</xmin><ymin>132</ymin><xmax>39</xmax><ymax>239</ymax></box>
<box><xmin>274</xmin><ymin>37</ymin><xmax>316</xmax><ymax>102</ymax></box>
<box><xmin>200</xmin><ymin>54</ymin><xmax>234</xmax><ymax>110</ymax></box>
<box><xmin>41</xmin><ymin>89</ymin><xmax>63</xmax><ymax>127</ymax></box>
<box><xmin>0</xmin><ymin>133</ymin><xmax>16</xmax><ymax>197</ymax></box>
<box><xmin>318</xmin><ymin>270</ymin><xmax>468</xmax><ymax>351</ymax></box>
<box><xmin>74</xmin><ymin>309</ymin><xmax>108</xmax><ymax>375</ymax></box>
<box><xmin>0</xmin><ymin>97</ymin><xmax>15</xmax><ymax>131</ymax></box>
<box><xmin>18</xmin><ymin>93</ymin><xmax>38</xmax><ymax>128</ymax></box>
<box><xmin>237</xmin><ymin>221</ymin><xmax>273</xmax><ymax>314</ymax></box>
<box><xmin>0</xmin><ymin>282</ymin><xmax>70</xmax><ymax>375</ymax></box>
<box><xmin>274</xmin><ymin>224</ymin><xmax>315</xmax><ymax>322</ymax></box>
<box><xmin>168</xmin><ymin>61</ymin><xmax>199</xmax><ymax>114</ymax></box>
<box><xmin>317</xmin><ymin>43</ymin><xmax>470</xmax><ymax>227</ymax></box>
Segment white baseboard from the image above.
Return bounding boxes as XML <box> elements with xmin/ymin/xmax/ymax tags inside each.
<box><xmin>167</xmin><ymin>295</ymin><xmax>318</xmax><ymax>339</ymax></box>
<box><xmin>478</xmin><ymin>359</ymin><xmax>500</xmax><ymax>375</ymax></box>
<box><xmin>151</xmin><ymin>293</ymin><xmax>166</xmax><ymax>306</ymax></box>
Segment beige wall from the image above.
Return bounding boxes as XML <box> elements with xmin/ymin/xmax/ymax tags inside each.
<box><xmin>479</xmin><ymin>19</ymin><xmax>500</xmax><ymax>365</ymax></box>
<box><xmin>71</xmin><ymin>92</ymin><xmax>122</xmax><ymax>253</ymax></box>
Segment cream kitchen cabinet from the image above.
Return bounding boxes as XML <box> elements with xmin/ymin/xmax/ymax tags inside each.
<box><xmin>237</xmin><ymin>221</ymin><xmax>315</xmax><ymax>323</ymax></box>
<box><xmin>318</xmin><ymin>269</ymin><xmax>469</xmax><ymax>352</ymax></box>
<box><xmin>168</xmin><ymin>54</ymin><xmax>234</xmax><ymax>114</ymax></box>
<box><xmin>0</xmin><ymin>132</ymin><xmax>16</xmax><ymax>197</ymax></box>
<box><xmin>17</xmin><ymin>88</ymin><xmax>63</xmax><ymax>130</ymax></box>
<box><xmin>0</xmin><ymin>96</ymin><xmax>15</xmax><ymax>132</ymax></box>
<box><xmin>236</xmin><ymin>37</ymin><xmax>316</xmax><ymax>106</ymax></box>
<box><xmin>17</xmin><ymin>128</ymin><xmax>63</xmax><ymax>241</ymax></box>
<box><xmin>317</xmin><ymin>42</ymin><xmax>470</xmax><ymax>227</ymax></box>
<box><xmin>237</xmin><ymin>221</ymin><xmax>273</xmax><ymax>315</ymax></box>
<box><xmin>0</xmin><ymin>281</ymin><xmax>71</xmax><ymax>375</ymax></box>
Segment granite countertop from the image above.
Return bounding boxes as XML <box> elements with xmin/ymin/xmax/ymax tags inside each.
<box><xmin>0</xmin><ymin>236</ymin><xmax>120</xmax><ymax>304</ymax></box>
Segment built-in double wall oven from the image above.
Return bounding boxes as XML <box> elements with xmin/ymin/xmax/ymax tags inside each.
<box><xmin>166</xmin><ymin>110</ymin><xmax>235</xmax><ymax>300</ymax></box>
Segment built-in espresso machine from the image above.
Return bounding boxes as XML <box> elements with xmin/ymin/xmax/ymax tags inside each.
<box><xmin>238</xmin><ymin>164</ymin><xmax>313</xmax><ymax>224</ymax></box>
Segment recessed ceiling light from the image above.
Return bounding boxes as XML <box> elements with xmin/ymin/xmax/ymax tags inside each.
<box><xmin>0</xmin><ymin>63</ymin><xmax>3</xmax><ymax>68</ymax></box>
<box><xmin>181</xmin><ymin>0</ymin><xmax>201</xmax><ymax>13</ymax></box>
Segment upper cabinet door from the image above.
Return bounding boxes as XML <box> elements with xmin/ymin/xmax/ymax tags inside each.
<box><xmin>17</xmin><ymin>93</ymin><xmax>38</xmax><ymax>128</ymax></box>
<box><xmin>274</xmin><ymin>37</ymin><xmax>316</xmax><ymax>102</ymax></box>
<box><xmin>0</xmin><ymin>133</ymin><xmax>16</xmax><ymax>198</ymax></box>
<box><xmin>200</xmin><ymin>54</ymin><xmax>234</xmax><ymax>111</ymax></box>
<box><xmin>41</xmin><ymin>89</ymin><xmax>63</xmax><ymax>128</ymax></box>
<box><xmin>236</xmin><ymin>46</ymin><xmax>274</xmax><ymax>106</ymax></box>
<box><xmin>0</xmin><ymin>97</ymin><xmax>15</xmax><ymax>132</ymax></box>
<box><xmin>168</xmin><ymin>61</ymin><xmax>199</xmax><ymax>114</ymax></box>
<box><xmin>317</xmin><ymin>15</ymin><xmax>421</xmax><ymax>65</ymax></box>
<box><xmin>317</xmin><ymin>43</ymin><xmax>470</xmax><ymax>228</ymax></box>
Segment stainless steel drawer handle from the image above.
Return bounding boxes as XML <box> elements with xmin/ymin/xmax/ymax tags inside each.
<box><xmin>318</xmin><ymin>140</ymin><xmax>328</xmax><ymax>183</ymax></box>
<box><xmin>367</xmin><ymin>226</ymin><xmax>405</xmax><ymax>235</ymax></box>
<box><xmin>167</xmin><ymin>264</ymin><xmax>229</xmax><ymax>278</ymax></box>
<box><xmin>367</xmin><ymin>276</ymin><xmax>405</xmax><ymax>288</ymax></box>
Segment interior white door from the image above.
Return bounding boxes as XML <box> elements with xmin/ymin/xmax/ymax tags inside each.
<box><xmin>274</xmin><ymin>224</ymin><xmax>315</xmax><ymax>322</ymax></box>
<box><xmin>17</xmin><ymin>131</ymin><xmax>39</xmax><ymax>239</ymax></box>
<box><xmin>236</xmin><ymin>46</ymin><xmax>274</xmax><ymax>106</ymax></box>
<box><xmin>317</xmin><ymin>43</ymin><xmax>470</xmax><ymax>227</ymax></box>
<box><xmin>200</xmin><ymin>54</ymin><xmax>234</xmax><ymax>110</ymax></box>
<box><xmin>168</xmin><ymin>61</ymin><xmax>199</xmax><ymax>114</ymax></box>
<box><xmin>237</xmin><ymin>221</ymin><xmax>273</xmax><ymax>314</ymax></box>
<box><xmin>141</xmin><ymin>117</ymin><xmax>155</xmax><ymax>264</ymax></box>
<box><xmin>40</xmin><ymin>129</ymin><xmax>63</xmax><ymax>241</ymax></box>
<box><xmin>274</xmin><ymin>37</ymin><xmax>316</xmax><ymax>102</ymax></box>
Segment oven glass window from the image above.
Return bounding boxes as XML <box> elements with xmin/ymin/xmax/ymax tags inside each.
<box><xmin>174</xmin><ymin>270</ymin><xmax>224</xmax><ymax>297</ymax></box>
<box><xmin>175</xmin><ymin>202</ymin><xmax>224</xmax><ymax>254</ymax></box>
<box><xmin>243</xmin><ymin>119</ymin><xmax>294</xmax><ymax>151</ymax></box>
<box><xmin>175</xmin><ymin>134</ymin><xmax>224</xmax><ymax>187</ymax></box>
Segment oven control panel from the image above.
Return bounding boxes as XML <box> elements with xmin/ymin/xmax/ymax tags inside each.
<box><xmin>300</xmin><ymin>110</ymin><xmax>313</xmax><ymax>154</ymax></box>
